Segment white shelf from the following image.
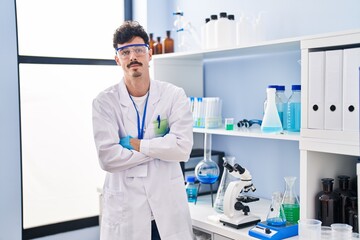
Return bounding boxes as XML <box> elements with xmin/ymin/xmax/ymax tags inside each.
<box><xmin>193</xmin><ymin>127</ymin><xmax>300</xmax><ymax>141</ymax></box>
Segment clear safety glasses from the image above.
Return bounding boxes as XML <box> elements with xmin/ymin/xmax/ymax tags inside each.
<box><xmin>115</xmin><ymin>44</ymin><xmax>149</xmax><ymax>59</ymax></box>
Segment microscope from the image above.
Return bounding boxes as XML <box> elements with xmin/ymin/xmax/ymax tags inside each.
<box><xmin>219</xmin><ymin>162</ymin><xmax>261</xmax><ymax>229</ymax></box>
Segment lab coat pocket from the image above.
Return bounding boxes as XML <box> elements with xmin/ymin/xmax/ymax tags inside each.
<box><xmin>153</xmin><ymin>118</ymin><xmax>170</xmax><ymax>137</ymax></box>
<box><xmin>102</xmin><ymin>190</ymin><xmax>125</xmax><ymax>226</ymax></box>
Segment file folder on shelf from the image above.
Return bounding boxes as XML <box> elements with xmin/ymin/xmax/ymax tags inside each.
<box><xmin>342</xmin><ymin>47</ymin><xmax>360</xmax><ymax>132</ymax></box>
<box><xmin>324</xmin><ymin>50</ymin><xmax>343</xmax><ymax>131</ymax></box>
<box><xmin>308</xmin><ymin>51</ymin><xmax>325</xmax><ymax>129</ymax></box>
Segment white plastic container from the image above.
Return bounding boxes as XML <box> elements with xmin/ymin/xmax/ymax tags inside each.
<box><xmin>201</xmin><ymin>18</ymin><xmax>210</xmax><ymax>49</ymax></box>
<box><xmin>206</xmin><ymin>15</ymin><xmax>217</xmax><ymax>49</ymax></box>
<box><xmin>216</xmin><ymin>12</ymin><xmax>233</xmax><ymax>49</ymax></box>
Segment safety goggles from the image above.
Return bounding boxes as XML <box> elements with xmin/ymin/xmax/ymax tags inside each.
<box><xmin>115</xmin><ymin>44</ymin><xmax>149</xmax><ymax>59</ymax></box>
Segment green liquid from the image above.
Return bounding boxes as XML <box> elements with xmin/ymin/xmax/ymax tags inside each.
<box><xmin>282</xmin><ymin>203</ymin><xmax>300</xmax><ymax>223</ymax></box>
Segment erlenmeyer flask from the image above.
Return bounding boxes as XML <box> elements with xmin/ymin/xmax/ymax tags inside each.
<box><xmin>281</xmin><ymin>176</ymin><xmax>300</xmax><ymax>224</ymax></box>
<box><xmin>195</xmin><ymin>133</ymin><xmax>220</xmax><ymax>184</ymax></box>
<box><xmin>214</xmin><ymin>156</ymin><xmax>237</xmax><ymax>213</ymax></box>
<box><xmin>261</xmin><ymin>87</ymin><xmax>283</xmax><ymax>133</ymax></box>
<box><xmin>266</xmin><ymin>191</ymin><xmax>287</xmax><ymax>226</ymax></box>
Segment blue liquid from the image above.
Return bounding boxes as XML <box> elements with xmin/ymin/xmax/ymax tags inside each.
<box><xmin>267</xmin><ymin>217</ymin><xmax>286</xmax><ymax>227</ymax></box>
<box><xmin>261</xmin><ymin>126</ymin><xmax>282</xmax><ymax>133</ymax></box>
<box><xmin>282</xmin><ymin>103</ymin><xmax>288</xmax><ymax>130</ymax></box>
<box><xmin>197</xmin><ymin>174</ymin><xmax>218</xmax><ymax>184</ymax></box>
<box><xmin>287</xmin><ymin>103</ymin><xmax>301</xmax><ymax>132</ymax></box>
<box><xmin>186</xmin><ymin>187</ymin><xmax>198</xmax><ymax>202</ymax></box>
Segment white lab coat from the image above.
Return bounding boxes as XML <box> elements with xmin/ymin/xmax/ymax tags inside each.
<box><xmin>92</xmin><ymin>79</ymin><xmax>194</xmax><ymax>240</ymax></box>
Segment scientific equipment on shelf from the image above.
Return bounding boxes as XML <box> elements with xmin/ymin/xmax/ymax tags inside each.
<box><xmin>173</xmin><ymin>10</ymin><xmax>201</xmax><ymax>52</ymax></box>
<box><xmin>266</xmin><ymin>192</ymin><xmax>286</xmax><ymax>227</ymax></box>
<box><xmin>334</xmin><ymin>175</ymin><xmax>357</xmax><ymax>224</ymax></box>
<box><xmin>261</xmin><ymin>87</ymin><xmax>283</xmax><ymax>133</ymax></box>
<box><xmin>282</xmin><ymin>176</ymin><xmax>300</xmax><ymax>224</ymax></box>
<box><xmin>194</xmin><ymin>133</ymin><xmax>220</xmax><ymax>206</ymax></box>
<box><xmin>185</xmin><ymin>175</ymin><xmax>198</xmax><ymax>203</ymax></box>
<box><xmin>189</xmin><ymin>97</ymin><xmax>222</xmax><ymax>129</ymax></box>
<box><xmin>237</xmin><ymin>119</ymin><xmax>262</xmax><ymax>128</ymax></box>
<box><xmin>163</xmin><ymin>30</ymin><xmax>174</xmax><ymax>53</ymax></box>
<box><xmin>249</xmin><ymin>191</ymin><xmax>298</xmax><ymax>239</ymax></box>
<box><xmin>218</xmin><ymin>161</ymin><xmax>260</xmax><ymax>229</ymax></box>
<box><xmin>153</xmin><ymin>36</ymin><xmax>163</xmax><ymax>55</ymax></box>
<box><xmin>214</xmin><ymin>156</ymin><xmax>237</xmax><ymax>213</ymax></box>
<box><xmin>316</xmin><ymin>178</ymin><xmax>340</xmax><ymax>226</ymax></box>
<box><xmin>286</xmin><ymin>85</ymin><xmax>301</xmax><ymax>132</ymax></box>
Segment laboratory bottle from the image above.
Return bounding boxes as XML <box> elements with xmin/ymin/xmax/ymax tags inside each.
<box><xmin>266</xmin><ymin>192</ymin><xmax>287</xmax><ymax>227</ymax></box>
<box><xmin>261</xmin><ymin>87</ymin><xmax>283</xmax><ymax>133</ymax></box>
<box><xmin>317</xmin><ymin>178</ymin><xmax>341</xmax><ymax>226</ymax></box>
<box><xmin>286</xmin><ymin>85</ymin><xmax>301</xmax><ymax>132</ymax></box>
<box><xmin>153</xmin><ymin>36</ymin><xmax>162</xmax><ymax>55</ymax></box>
<box><xmin>227</xmin><ymin>14</ymin><xmax>237</xmax><ymax>48</ymax></box>
<box><xmin>149</xmin><ymin>33</ymin><xmax>155</xmax><ymax>54</ymax></box>
<box><xmin>216</xmin><ymin>12</ymin><xmax>232</xmax><ymax>49</ymax></box>
<box><xmin>201</xmin><ymin>18</ymin><xmax>210</xmax><ymax>49</ymax></box>
<box><xmin>214</xmin><ymin>156</ymin><xmax>237</xmax><ymax>213</ymax></box>
<box><xmin>346</xmin><ymin>197</ymin><xmax>358</xmax><ymax>232</ymax></box>
<box><xmin>334</xmin><ymin>175</ymin><xmax>357</xmax><ymax>223</ymax></box>
<box><xmin>281</xmin><ymin>176</ymin><xmax>300</xmax><ymax>224</ymax></box>
<box><xmin>163</xmin><ymin>30</ymin><xmax>174</xmax><ymax>53</ymax></box>
<box><xmin>194</xmin><ymin>133</ymin><xmax>220</xmax><ymax>184</ymax></box>
<box><xmin>185</xmin><ymin>175</ymin><xmax>198</xmax><ymax>203</ymax></box>
<box><xmin>276</xmin><ymin>85</ymin><xmax>288</xmax><ymax>130</ymax></box>
<box><xmin>206</xmin><ymin>15</ymin><xmax>217</xmax><ymax>49</ymax></box>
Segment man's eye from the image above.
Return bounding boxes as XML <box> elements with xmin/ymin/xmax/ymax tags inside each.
<box><xmin>134</xmin><ymin>48</ymin><xmax>143</xmax><ymax>54</ymax></box>
<box><xmin>122</xmin><ymin>50</ymin><xmax>130</xmax><ymax>56</ymax></box>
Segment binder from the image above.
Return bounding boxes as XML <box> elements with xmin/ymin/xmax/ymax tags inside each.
<box><xmin>324</xmin><ymin>50</ymin><xmax>343</xmax><ymax>131</ymax></box>
<box><xmin>308</xmin><ymin>51</ymin><xmax>325</xmax><ymax>129</ymax></box>
<box><xmin>342</xmin><ymin>47</ymin><xmax>360</xmax><ymax>132</ymax></box>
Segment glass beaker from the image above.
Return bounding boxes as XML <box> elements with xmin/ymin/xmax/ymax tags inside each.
<box><xmin>195</xmin><ymin>133</ymin><xmax>220</xmax><ymax>184</ymax></box>
<box><xmin>214</xmin><ymin>156</ymin><xmax>237</xmax><ymax>213</ymax></box>
<box><xmin>266</xmin><ymin>191</ymin><xmax>287</xmax><ymax>226</ymax></box>
<box><xmin>282</xmin><ymin>176</ymin><xmax>300</xmax><ymax>224</ymax></box>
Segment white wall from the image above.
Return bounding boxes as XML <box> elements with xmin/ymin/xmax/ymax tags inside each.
<box><xmin>0</xmin><ymin>0</ymin><xmax>22</xmax><ymax>239</ymax></box>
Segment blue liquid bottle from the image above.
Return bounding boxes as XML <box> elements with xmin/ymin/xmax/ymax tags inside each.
<box><xmin>261</xmin><ymin>87</ymin><xmax>283</xmax><ymax>133</ymax></box>
<box><xmin>286</xmin><ymin>85</ymin><xmax>301</xmax><ymax>132</ymax></box>
<box><xmin>186</xmin><ymin>176</ymin><xmax>198</xmax><ymax>203</ymax></box>
<box><xmin>276</xmin><ymin>85</ymin><xmax>288</xmax><ymax>130</ymax></box>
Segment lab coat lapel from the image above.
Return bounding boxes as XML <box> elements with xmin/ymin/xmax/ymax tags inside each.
<box><xmin>145</xmin><ymin>80</ymin><xmax>160</xmax><ymax>138</ymax></box>
<box><xmin>119</xmin><ymin>80</ymin><xmax>138</xmax><ymax>136</ymax></box>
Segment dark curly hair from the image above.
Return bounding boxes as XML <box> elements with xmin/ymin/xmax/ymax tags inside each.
<box><xmin>112</xmin><ymin>21</ymin><xmax>149</xmax><ymax>49</ymax></box>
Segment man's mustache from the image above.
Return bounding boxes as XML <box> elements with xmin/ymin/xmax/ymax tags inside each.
<box><xmin>127</xmin><ymin>61</ymin><xmax>143</xmax><ymax>68</ymax></box>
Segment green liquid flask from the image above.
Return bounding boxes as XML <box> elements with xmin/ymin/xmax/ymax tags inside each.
<box><xmin>281</xmin><ymin>176</ymin><xmax>300</xmax><ymax>224</ymax></box>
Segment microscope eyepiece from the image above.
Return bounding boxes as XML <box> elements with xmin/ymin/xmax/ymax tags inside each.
<box><xmin>233</xmin><ymin>164</ymin><xmax>245</xmax><ymax>174</ymax></box>
<box><xmin>223</xmin><ymin>161</ymin><xmax>234</xmax><ymax>172</ymax></box>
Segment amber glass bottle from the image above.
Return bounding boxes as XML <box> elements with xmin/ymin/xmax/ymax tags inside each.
<box><xmin>154</xmin><ymin>36</ymin><xmax>162</xmax><ymax>55</ymax></box>
<box><xmin>334</xmin><ymin>175</ymin><xmax>357</xmax><ymax>223</ymax></box>
<box><xmin>149</xmin><ymin>33</ymin><xmax>155</xmax><ymax>54</ymax></box>
<box><xmin>317</xmin><ymin>178</ymin><xmax>340</xmax><ymax>226</ymax></box>
<box><xmin>163</xmin><ymin>30</ymin><xmax>174</xmax><ymax>53</ymax></box>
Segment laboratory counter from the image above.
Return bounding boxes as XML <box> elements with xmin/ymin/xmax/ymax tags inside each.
<box><xmin>189</xmin><ymin>195</ymin><xmax>299</xmax><ymax>240</ymax></box>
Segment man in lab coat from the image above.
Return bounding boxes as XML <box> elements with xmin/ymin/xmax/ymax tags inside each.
<box><xmin>92</xmin><ymin>21</ymin><xmax>194</xmax><ymax>240</ymax></box>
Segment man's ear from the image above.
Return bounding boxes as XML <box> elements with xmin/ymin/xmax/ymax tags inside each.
<box><xmin>148</xmin><ymin>48</ymin><xmax>152</xmax><ymax>61</ymax></box>
<box><xmin>114</xmin><ymin>55</ymin><xmax>121</xmax><ymax>66</ymax></box>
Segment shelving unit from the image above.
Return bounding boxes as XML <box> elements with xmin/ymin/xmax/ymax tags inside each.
<box><xmin>150</xmin><ymin>29</ymin><xmax>360</xmax><ymax>238</ymax></box>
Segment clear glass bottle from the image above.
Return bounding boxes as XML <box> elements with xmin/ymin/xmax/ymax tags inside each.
<box><xmin>317</xmin><ymin>178</ymin><xmax>341</xmax><ymax>226</ymax></box>
<box><xmin>154</xmin><ymin>36</ymin><xmax>163</xmax><ymax>55</ymax></box>
<box><xmin>185</xmin><ymin>175</ymin><xmax>198</xmax><ymax>203</ymax></box>
<box><xmin>281</xmin><ymin>176</ymin><xmax>300</xmax><ymax>224</ymax></box>
<box><xmin>286</xmin><ymin>85</ymin><xmax>301</xmax><ymax>132</ymax></box>
<box><xmin>261</xmin><ymin>87</ymin><xmax>283</xmax><ymax>133</ymax></box>
<box><xmin>149</xmin><ymin>33</ymin><xmax>155</xmax><ymax>54</ymax></box>
<box><xmin>214</xmin><ymin>156</ymin><xmax>237</xmax><ymax>213</ymax></box>
<box><xmin>163</xmin><ymin>30</ymin><xmax>174</xmax><ymax>53</ymax></box>
<box><xmin>195</xmin><ymin>133</ymin><xmax>220</xmax><ymax>184</ymax></box>
<box><xmin>266</xmin><ymin>191</ymin><xmax>287</xmax><ymax>226</ymax></box>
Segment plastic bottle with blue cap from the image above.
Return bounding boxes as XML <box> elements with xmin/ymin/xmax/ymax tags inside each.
<box><xmin>186</xmin><ymin>176</ymin><xmax>198</xmax><ymax>203</ymax></box>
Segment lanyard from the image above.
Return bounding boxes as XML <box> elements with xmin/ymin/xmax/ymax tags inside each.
<box><xmin>129</xmin><ymin>92</ymin><xmax>149</xmax><ymax>139</ymax></box>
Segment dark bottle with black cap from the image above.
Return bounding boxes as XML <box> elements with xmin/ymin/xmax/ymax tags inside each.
<box><xmin>316</xmin><ymin>178</ymin><xmax>340</xmax><ymax>226</ymax></box>
<box><xmin>334</xmin><ymin>175</ymin><xmax>357</xmax><ymax>223</ymax></box>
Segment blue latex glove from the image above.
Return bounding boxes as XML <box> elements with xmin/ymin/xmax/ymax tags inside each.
<box><xmin>119</xmin><ymin>136</ymin><xmax>133</xmax><ymax>150</ymax></box>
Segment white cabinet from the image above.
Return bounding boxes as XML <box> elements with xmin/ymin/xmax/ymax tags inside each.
<box><xmin>151</xmin><ymin>29</ymin><xmax>360</xmax><ymax>236</ymax></box>
<box><xmin>300</xmin><ymin>31</ymin><xmax>360</xmax><ymax>219</ymax></box>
